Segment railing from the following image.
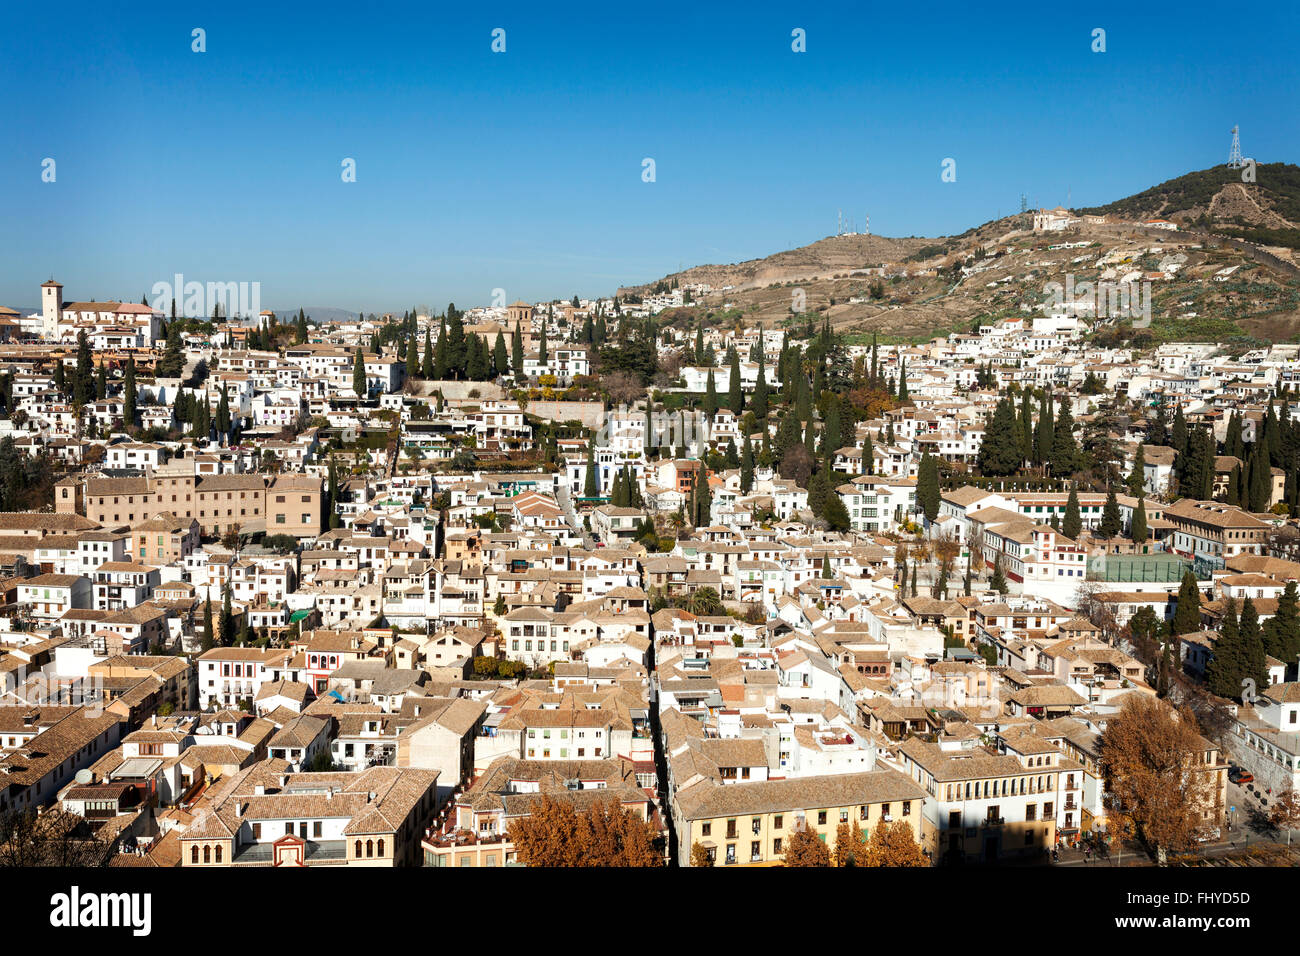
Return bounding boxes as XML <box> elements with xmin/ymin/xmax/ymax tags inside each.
<box><xmin>985</xmin><ymin>816</ymin><xmax>1005</xmax><ymax>826</ymax></box>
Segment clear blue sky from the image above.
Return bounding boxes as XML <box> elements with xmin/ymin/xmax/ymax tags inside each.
<box><xmin>2</xmin><ymin>0</ymin><xmax>1297</xmax><ymax>314</ymax></box>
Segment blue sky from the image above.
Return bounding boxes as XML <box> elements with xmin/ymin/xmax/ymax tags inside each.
<box><xmin>2</xmin><ymin>0</ymin><xmax>1297</xmax><ymax>313</ymax></box>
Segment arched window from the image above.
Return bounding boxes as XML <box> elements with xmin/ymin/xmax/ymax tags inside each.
<box><xmin>366</xmin><ymin>839</ymin><xmax>374</xmax><ymax>857</ymax></box>
<box><xmin>215</xmin><ymin>844</ymin><xmax>222</xmax><ymax>863</ymax></box>
<box><xmin>355</xmin><ymin>840</ymin><xmax>362</xmax><ymax>857</ymax></box>
<box><xmin>203</xmin><ymin>845</ymin><xmax>211</xmax><ymax>863</ymax></box>
<box><xmin>191</xmin><ymin>846</ymin><xmax>199</xmax><ymax>864</ymax></box>
<box><xmin>377</xmin><ymin>839</ymin><xmax>385</xmax><ymax>857</ymax></box>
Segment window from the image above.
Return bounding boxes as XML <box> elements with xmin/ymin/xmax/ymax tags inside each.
<box><xmin>701</xmin><ymin>822</ymin><xmax>711</xmax><ymax>837</ymax></box>
<box><xmin>773</xmin><ymin>815</ymin><xmax>783</xmax><ymax>829</ymax></box>
<box><xmin>817</xmin><ymin>811</ymin><xmax>827</xmax><ymax>825</ymax></box>
<box><xmin>773</xmin><ymin>837</ymin><xmax>783</xmax><ymax>854</ymax></box>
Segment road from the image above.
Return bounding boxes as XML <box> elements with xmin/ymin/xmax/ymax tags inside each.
<box><xmin>555</xmin><ymin>483</ymin><xmax>596</xmax><ymax>549</ymax></box>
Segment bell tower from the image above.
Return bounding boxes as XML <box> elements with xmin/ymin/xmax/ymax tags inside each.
<box><xmin>41</xmin><ymin>278</ymin><xmax>63</xmax><ymax>340</ymax></box>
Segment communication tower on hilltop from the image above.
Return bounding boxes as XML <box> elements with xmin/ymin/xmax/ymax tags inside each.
<box><xmin>1229</xmin><ymin>126</ymin><xmax>1243</xmax><ymax>168</ymax></box>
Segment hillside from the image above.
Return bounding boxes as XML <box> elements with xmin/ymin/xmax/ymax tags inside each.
<box><xmin>617</xmin><ymin>164</ymin><xmax>1300</xmax><ymax>345</ymax></box>
<box><xmin>1077</xmin><ymin>163</ymin><xmax>1300</xmax><ymax>245</ymax></box>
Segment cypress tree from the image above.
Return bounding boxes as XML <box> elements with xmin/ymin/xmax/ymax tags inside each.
<box><xmin>1127</xmin><ymin>444</ymin><xmax>1146</xmax><ymax>497</ymax></box>
<box><xmin>1017</xmin><ymin>393</ymin><xmax>1034</xmax><ymax>465</ymax></box>
<box><xmin>897</xmin><ymin>357</ymin><xmax>909</xmax><ymax>403</ymax></box>
<box><xmin>1062</xmin><ymin>484</ymin><xmax>1082</xmax><ymax>540</ymax></box>
<box><xmin>1131</xmin><ymin>499</ymin><xmax>1148</xmax><ymax>543</ymax></box>
<box><xmin>740</xmin><ymin>433</ymin><xmax>754</xmax><ymax>494</ymax></box>
<box><xmin>511</xmin><ymin>321</ymin><xmax>525</xmax><ymax>379</ymax></box>
<box><xmin>538</xmin><ymin>324</ymin><xmax>548</xmax><ymax>366</ymax></box>
<box><xmin>917</xmin><ymin>453</ymin><xmax>940</xmax><ymax>523</ymax></box>
<box><xmin>861</xmin><ymin>432</ymin><xmax>873</xmax><ymax>476</ymax></box>
<box><xmin>423</xmin><ymin>328</ymin><xmax>436</xmax><ymax>379</ymax></box>
<box><xmin>1050</xmin><ymin>401</ymin><xmax>1079</xmax><ymax>477</ymax></box>
<box><xmin>124</xmin><ymin>356</ymin><xmax>137</xmax><ymax>427</ymax></box>
<box><xmin>493</xmin><ymin>331</ymin><xmax>508</xmax><ymax>377</ymax></box>
<box><xmin>1099</xmin><ymin>487</ymin><xmax>1121</xmax><ymax>538</ymax></box>
<box><xmin>991</xmin><ymin>553</ymin><xmax>1007</xmax><ymax>595</ymax></box>
<box><xmin>1264</xmin><ymin>580</ymin><xmax>1300</xmax><ymax>663</ymax></box>
<box><xmin>728</xmin><ymin>349</ymin><xmax>743</xmax><ymax>413</ymax></box>
<box><xmin>582</xmin><ymin>442</ymin><xmax>598</xmax><ymax>498</ymax></box>
<box><xmin>1206</xmin><ymin>597</ymin><xmax>1240</xmax><ymax>698</ymax></box>
<box><xmin>353</xmin><ymin>347</ymin><xmax>366</xmax><ymax>397</ymax></box>
<box><xmin>1033</xmin><ymin>391</ymin><xmax>1053</xmax><ymax>466</ymax></box>
<box><xmin>219</xmin><ymin>585</ymin><xmax>233</xmax><ymax>647</ymax></box>
<box><xmin>703</xmin><ymin>369</ymin><xmax>718</xmax><ymax>419</ymax></box>
<box><xmin>1171</xmin><ymin>404</ymin><xmax>1188</xmax><ymax>456</ymax></box>
<box><xmin>201</xmin><ymin>596</ymin><xmax>214</xmax><ymax>651</ymax></box>
<box><xmin>753</xmin><ymin>339</ymin><xmax>769</xmax><ymax>419</ymax></box>
<box><xmin>977</xmin><ymin>397</ymin><xmax>1020</xmax><ymax>476</ymax></box>
<box><xmin>1170</xmin><ymin>570</ymin><xmax>1202</xmax><ymax>637</ymax></box>
<box><xmin>1240</xmin><ymin>597</ymin><xmax>1269</xmax><ymax>692</ymax></box>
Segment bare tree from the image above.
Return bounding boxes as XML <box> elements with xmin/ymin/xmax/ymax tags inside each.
<box><xmin>602</xmin><ymin>370</ymin><xmax>647</xmax><ymax>406</ymax></box>
<box><xmin>0</xmin><ymin>809</ymin><xmax>110</xmax><ymax>867</ymax></box>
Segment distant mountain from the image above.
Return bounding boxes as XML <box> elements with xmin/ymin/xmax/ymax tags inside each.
<box><xmin>271</xmin><ymin>307</ymin><xmax>359</xmax><ymax>324</ymax></box>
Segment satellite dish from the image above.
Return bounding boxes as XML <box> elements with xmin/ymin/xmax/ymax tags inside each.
<box><xmin>74</xmin><ymin>769</ymin><xmax>93</xmax><ymax>785</ymax></box>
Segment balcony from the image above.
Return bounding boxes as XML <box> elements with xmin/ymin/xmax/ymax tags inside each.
<box><xmin>984</xmin><ymin>816</ymin><xmax>1005</xmax><ymax>827</ymax></box>
<box><xmin>422</xmin><ymin>827</ymin><xmax>508</xmax><ymax>850</ymax></box>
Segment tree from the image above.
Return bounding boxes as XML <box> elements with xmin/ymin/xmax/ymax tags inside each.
<box><xmin>917</xmin><ymin>453</ymin><xmax>940</xmax><ymax>524</ymax></box>
<box><xmin>123</xmin><ymin>355</ymin><xmax>138</xmax><ymax>427</ymax></box>
<box><xmin>823</xmin><ymin>492</ymin><xmax>851</xmax><ymax>533</ymax></box>
<box><xmin>977</xmin><ymin>397</ymin><xmax>1020</xmax><ymax>476</ymax></box>
<box><xmin>508</xmin><ymin>795</ymin><xmax>661</xmax><ymax>867</ymax></box>
<box><xmin>1050</xmin><ymin>401</ymin><xmax>1079</xmax><ymax>477</ymax></box>
<box><xmin>740</xmin><ymin>433</ymin><xmax>755</xmax><ymax>494</ymax></box>
<box><xmin>218</xmin><ymin>585</ymin><xmax>234</xmax><ymax>647</ymax></box>
<box><xmin>1169</xmin><ymin>570</ymin><xmax>1202</xmax><ymax>638</ymax></box>
<box><xmin>1131</xmin><ymin>500</ymin><xmax>1148</xmax><ymax>544</ymax></box>
<box><xmin>727</xmin><ymin>349</ymin><xmax>743</xmax><ymax>413</ymax></box>
<box><xmin>0</xmin><ymin>808</ymin><xmax>110</xmax><ymax>867</ymax></box>
<box><xmin>863</xmin><ymin>818</ymin><xmax>927</xmax><ymax>867</ymax></box>
<box><xmin>782</xmin><ymin>823</ymin><xmax>832</xmax><ymax>866</ymax></box>
<box><xmin>1238</xmin><ymin>596</ymin><xmax>1270</xmax><ymax>692</ymax></box>
<box><xmin>511</xmin><ymin>321</ymin><xmax>525</xmax><ymax>380</ymax></box>
<box><xmin>1097</xmin><ymin>696</ymin><xmax>1216</xmax><ymax>865</ymax></box>
<box><xmin>690</xmin><ymin>841</ymin><xmax>714</xmax><ymax>868</ymax></box>
<box><xmin>1270</xmin><ymin>788</ymin><xmax>1300</xmax><ymax>845</ymax></box>
<box><xmin>990</xmin><ymin>553</ymin><xmax>1007</xmax><ymax>595</ymax></box>
<box><xmin>1264</xmin><ymin>580</ymin><xmax>1300</xmax><ymax>663</ymax></box>
<box><xmin>492</xmin><ymin>330</ymin><xmax>508</xmax><ymax>377</ymax></box>
<box><xmin>703</xmin><ymin>368</ymin><xmax>718</xmax><ymax>419</ymax></box>
<box><xmin>1099</xmin><ymin>487</ymin><xmax>1122</xmax><ymax>538</ymax></box>
<box><xmin>1128</xmin><ymin>444</ymin><xmax>1147</xmax><ymax>497</ymax></box>
<box><xmin>834</xmin><ymin>821</ymin><xmax>868</xmax><ymax>866</ymax></box>
<box><xmin>72</xmin><ymin>331</ymin><xmax>93</xmax><ymax>406</ymax></box>
<box><xmin>1062</xmin><ymin>484</ymin><xmax>1082</xmax><ymax>540</ymax></box>
<box><xmin>582</xmin><ymin>443</ymin><xmax>599</xmax><ymax>498</ymax></box>
<box><xmin>201</xmin><ymin>596</ymin><xmax>214</xmax><ymax>651</ymax></box>
<box><xmin>353</xmin><ymin>347</ymin><xmax>366</xmax><ymax>397</ymax></box>
<box><xmin>1205</xmin><ymin>597</ymin><xmax>1241</xmax><ymax>698</ymax></box>
<box><xmin>423</xmin><ymin>327</ymin><xmax>436</xmax><ymax>380</ymax></box>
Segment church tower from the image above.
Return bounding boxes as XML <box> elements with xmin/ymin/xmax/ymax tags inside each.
<box><xmin>41</xmin><ymin>279</ymin><xmax>62</xmax><ymax>340</ymax></box>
